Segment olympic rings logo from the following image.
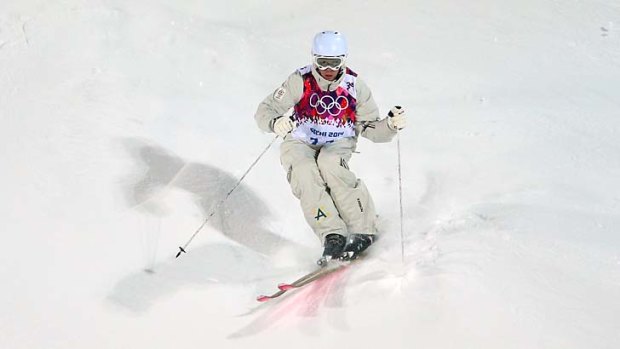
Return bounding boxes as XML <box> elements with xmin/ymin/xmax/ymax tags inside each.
<box><xmin>309</xmin><ymin>93</ymin><xmax>349</xmax><ymax>116</ymax></box>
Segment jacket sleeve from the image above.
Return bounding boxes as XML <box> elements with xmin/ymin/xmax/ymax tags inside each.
<box><xmin>354</xmin><ymin>78</ymin><xmax>397</xmax><ymax>143</ymax></box>
<box><xmin>254</xmin><ymin>71</ymin><xmax>304</xmax><ymax>133</ymax></box>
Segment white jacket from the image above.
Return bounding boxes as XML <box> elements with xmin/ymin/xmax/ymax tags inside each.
<box><xmin>255</xmin><ymin>65</ymin><xmax>397</xmax><ymax>143</ymax></box>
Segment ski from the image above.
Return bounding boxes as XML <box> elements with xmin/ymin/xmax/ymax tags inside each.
<box><xmin>256</xmin><ymin>260</ymin><xmax>352</xmax><ymax>302</ymax></box>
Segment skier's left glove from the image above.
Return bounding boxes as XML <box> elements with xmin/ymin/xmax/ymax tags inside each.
<box><xmin>387</xmin><ymin>106</ymin><xmax>407</xmax><ymax>130</ymax></box>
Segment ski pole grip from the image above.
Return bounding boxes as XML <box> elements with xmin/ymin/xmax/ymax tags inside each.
<box><xmin>388</xmin><ymin>105</ymin><xmax>402</xmax><ymax>117</ymax></box>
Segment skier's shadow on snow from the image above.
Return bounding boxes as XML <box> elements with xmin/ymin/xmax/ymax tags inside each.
<box><xmin>107</xmin><ymin>138</ymin><xmax>305</xmax><ymax>313</ymax></box>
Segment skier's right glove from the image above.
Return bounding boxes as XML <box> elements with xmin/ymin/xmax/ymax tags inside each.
<box><xmin>272</xmin><ymin>116</ymin><xmax>295</xmax><ymax>138</ymax></box>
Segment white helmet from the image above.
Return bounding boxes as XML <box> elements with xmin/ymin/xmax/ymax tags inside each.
<box><xmin>311</xmin><ymin>31</ymin><xmax>348</xmax><ymax>57</ymax></box>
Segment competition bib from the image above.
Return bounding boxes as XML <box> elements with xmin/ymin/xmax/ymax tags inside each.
<box><xmin>292</xmin><ymin>65</ymin><xmax>358</xmax><ymax>146</ymax></box>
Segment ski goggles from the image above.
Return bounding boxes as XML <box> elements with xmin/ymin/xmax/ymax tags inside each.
<box><xmin>313</xmin><ymin>55</ymin><xmax>345</xmax><ymax>70</ymax></box>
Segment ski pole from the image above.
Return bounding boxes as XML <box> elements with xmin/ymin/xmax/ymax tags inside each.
<box><xmin>388</xmin><ymin>107</ymin><xmax>405</xmax><ymax>265</ymax></box>
<box><xmin>175</xmin><ymin>135</ymin><xmax>279</xmax><ymax>258</ymax></box>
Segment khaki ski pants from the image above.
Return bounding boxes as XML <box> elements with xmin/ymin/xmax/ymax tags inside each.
<box><xmin>280</xmin><ymin>136</ymin><xmax>377</xmax><ymax>241</ymax></box>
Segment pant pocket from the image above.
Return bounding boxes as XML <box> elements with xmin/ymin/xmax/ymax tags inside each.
<box><xmin>286</xmin><ymin>165</ymin><xmax>293</xmax><ymax>183</ymax></box>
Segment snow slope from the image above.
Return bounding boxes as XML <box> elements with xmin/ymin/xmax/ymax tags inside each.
<box><xmin>1</xmin><ymin>0</ymin><xmax>619</xmax><ymax>348</ymax></box>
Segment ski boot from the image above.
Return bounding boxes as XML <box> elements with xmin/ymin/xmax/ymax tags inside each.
<box><xmin>340</xmin><ymin>233</ymin><xmax>376</xmax><ymax>261</ymax></box>
<box><xmin>317</xmin><ymin>233</ymin><xmax>346</xmax><ymax>267</ymax></box>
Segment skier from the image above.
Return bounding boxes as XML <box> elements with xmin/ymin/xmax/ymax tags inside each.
<box><xmin>255</xmin><ymin>30</ymin><xmax>406</xmax><ymax>265</ymax></box>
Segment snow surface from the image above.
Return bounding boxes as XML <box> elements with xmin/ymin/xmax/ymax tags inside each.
<box><xmin>2</xmin><ymin>0</ymin><xmax>620</xmax><ymax>348</ymax></box>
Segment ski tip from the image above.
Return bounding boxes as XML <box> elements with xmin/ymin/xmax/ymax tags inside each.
<box><xmin>256</xmin><ymin>295</ymin><xmax>270</xmax><ymax>302</ymax></box>
<box><xmin>277</xmin><ymin>283</ymin><xmax>294</xmax><ymax>291</ymax></box>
